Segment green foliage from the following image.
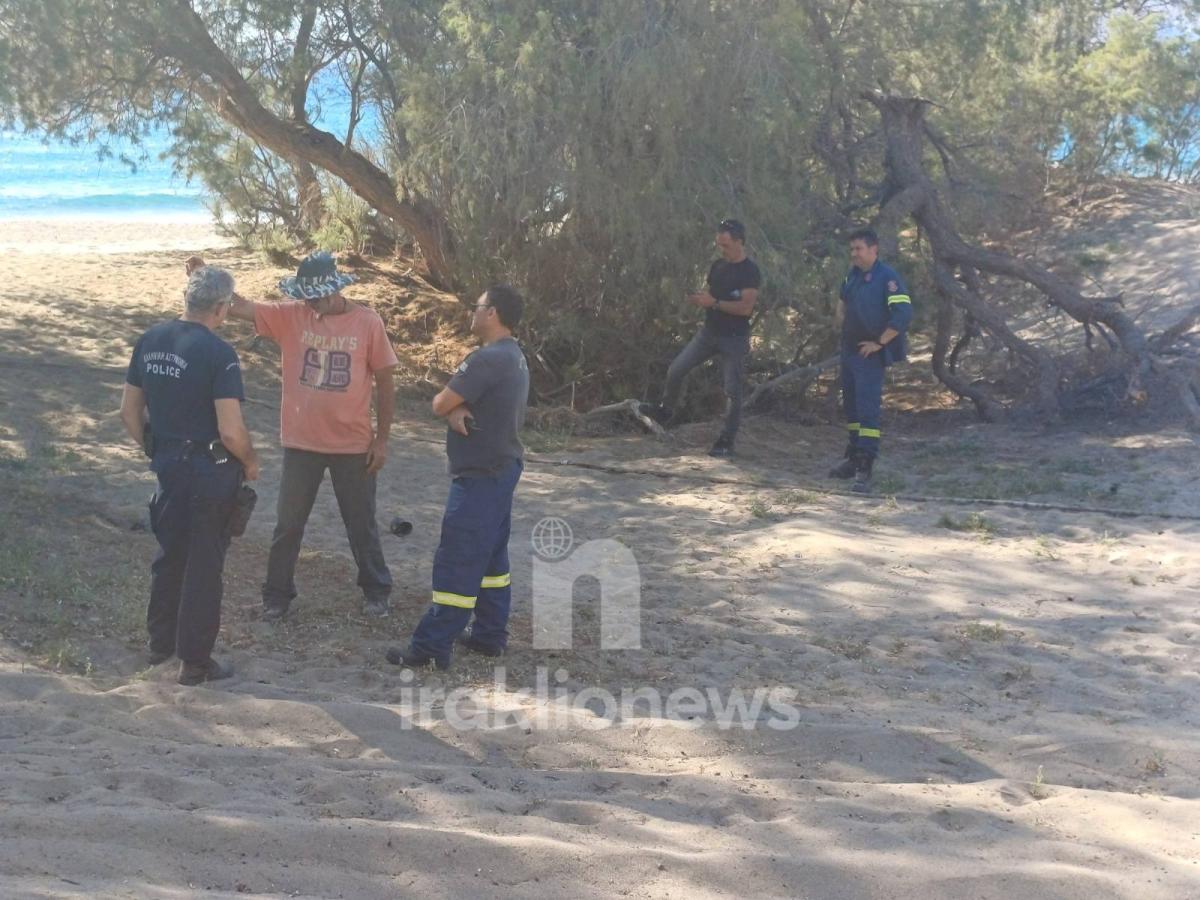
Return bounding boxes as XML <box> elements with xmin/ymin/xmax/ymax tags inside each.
<box><xmin>309</xmin><ymin>180</ymin><xmax>377</xmax><ymax>254</ymax></box>
<box><xmin>2</xmin><ymin>0</ymin><xmax>1199</xmax><ymax>401</ymax></box>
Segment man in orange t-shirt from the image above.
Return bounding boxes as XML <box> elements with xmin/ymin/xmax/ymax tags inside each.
<box><xmin>188</xmin><ymin>252</ymin><xmax>399</xmax><ymax>619</ymax></box>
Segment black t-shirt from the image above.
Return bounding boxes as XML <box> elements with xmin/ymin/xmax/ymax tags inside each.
<box><xmin>445</xmin><ymin>336</ymin><xmax>530</xmax><ymax>477</ymax></box>
<box><xmin>125</xmin><ymin>319</ymin><xmax>245</xmax><ymax>443</ymax></box>
<box><xmin>704</xmin><ymin>256</ymin><xmax>762</xmax><ymax>337</ymax></box>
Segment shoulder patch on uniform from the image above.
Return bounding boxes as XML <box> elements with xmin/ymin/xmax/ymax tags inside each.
<box><xmin>226</xmin><ymin>361</ymin><xmax>239</xmax><ymax>371</ymax></box>
<box><xmin>888</xmin><ymin>280</ymin><xmax>899</xmax><ymax>293</ymax></box>
<box><xmin>457</xmin><ymin>360</ymin><xmax>469</xmax><ymax>374</ymax></box>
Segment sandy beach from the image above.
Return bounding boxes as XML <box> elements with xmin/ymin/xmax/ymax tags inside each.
<box><xmin>0</xmin><ymin>217</ymin><xmax>1198</xmax><ymax>899</ymax></box>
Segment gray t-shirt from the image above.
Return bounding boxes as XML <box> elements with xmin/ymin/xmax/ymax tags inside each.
<box><xmin>445</xmin><ymin>336</ymin><xmax>530</xmax><ymax>477</ymax></box>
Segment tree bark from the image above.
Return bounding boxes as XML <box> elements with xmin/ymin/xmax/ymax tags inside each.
<box><xmin>930</xmin><ymin>289</ymin><xmax>1005</xmax><ymax>421</ymax></box>
<box><xmin>934</xmin><ymin>262</ymin><xmax>1062</xmax><ymax>419</ymax></box>
<box><xmin>288</xmin><ymin>2</ymin><xmax>326</xmax><ymax>233</ymax></box>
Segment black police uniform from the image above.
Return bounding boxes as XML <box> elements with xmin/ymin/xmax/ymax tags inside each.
<box><xmin>125</xmin><ymin>320</ymin><xmax>245</xmax><ymax>664</ymax></box>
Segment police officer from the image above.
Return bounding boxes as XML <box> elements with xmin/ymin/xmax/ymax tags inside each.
<box><xmin>641</xmin><ymin>218</ymin><xmax>762</xmax><ymax>457</ymax></box>
<box><xmin>120</xmin><ymin>266</ymin><xmax>260</xmax><ymax>685</ymax></box>
<box><xmin>828</xmin><ymin>228</ymin><xmax>913</xmax><ymax>493</ymax></box>
<box><xmin>388</xmin><ymin>285</ymin><xmax>530</xmax><ymax>669</ymax></box>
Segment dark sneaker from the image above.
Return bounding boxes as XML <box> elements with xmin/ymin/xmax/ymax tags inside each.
<box><xmin>178</xmin><ymin>657</ymin><xmax>235</xmax><ymax>686</ymax></box>
<box><xmin>638</xmin><ymin>403</ymin><xmax>672</xmax><ymax>426</ymax></box>
<box><xmin>828</xmin><ymin>457</ymin><xmax>858</xmax><ymax>479</ymax></box>
<box><xmin>261</xmin><ymin>603</ymin><xmax>290</xmax><ymax>622</ymax></box>
<box><xmin>457</xmin><ymin>635</ymin><xmax>505</xmax><ymax>658</ymax></box>
<box><xmin>384</xmin><ymin>647</ymin><xmax>450</xmax><ymax>671</ymax></box>
<box><xmin>708</xmin><ymin>438</ymin><xmax>735</xmax><ymax>458</ymax></box>
<box><xmin>363</xmin><ymin>598</ymin><xmax>391</xmax><ymax>618</ymax></box>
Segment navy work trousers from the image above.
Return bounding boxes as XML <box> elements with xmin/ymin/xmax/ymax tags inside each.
<box><xmin>147</xmin><ymin>445</ymin><xmax>241</xmax><ymax>663</ymax></box>
<box><xmin>409</xmin><ymin>459</ymin><xmax>522</xmax><ymax>664</ymax></box>
<box><xmin>841</xmin><ymin>349</ymin><xmax>885</xmax><ymax>458</ymax></box>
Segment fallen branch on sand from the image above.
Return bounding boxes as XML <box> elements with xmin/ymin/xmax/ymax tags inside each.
<box><xmin>583</xmin><ymin>398</ymin><xmax>669</xmax><ymax>437</ymax></box>
<box><xmin>743</xmin><ymin>354</ymin><xmax>840</xmax><ymax>410</ymax></box>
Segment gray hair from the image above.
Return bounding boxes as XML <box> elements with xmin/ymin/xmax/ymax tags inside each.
<box><xmin>185</xmin><ymin>266</ymin><xmax>235</xmax><ymax>311</ymax></box>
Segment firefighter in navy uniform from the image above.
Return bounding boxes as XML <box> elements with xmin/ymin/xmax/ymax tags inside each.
<box><xmin>829</xmin><ymin>228</ymin><xmax>913</xmax><ymax>493</ymax></box>
<box><xmin>120</xmin><ymin>266</ymin><xmax>260</xmax><ymax>686</ymax></box>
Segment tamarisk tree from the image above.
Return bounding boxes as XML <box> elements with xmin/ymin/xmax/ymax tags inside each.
<box><xmin>0</xmin><ymin>0</ymin><xmax>457</xmax><ymax>287</ymax></box>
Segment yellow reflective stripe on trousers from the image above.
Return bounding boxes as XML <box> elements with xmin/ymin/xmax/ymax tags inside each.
<box><xmin>847</xmin><ymin>422</ymin><xmax>861</xmax><ymax>432</ymax></box>
<box><xmin>887</xmin><ymin>294</ymin><xmax>911</xmax><ymax>305</ymax></box>
<box><xmin>432</xmin><ymin>590</ymin><xmax>477</xmax><ymax>609</ymax></box>
<box><xmin>859</xmin><ymin>427</ymin><xmax>882</xmax><ymax>438</ymax></box>
<box><xmin>481</xmin><ymin>573</ymin><xmax>511</xmax><ymax>589</ymax></box>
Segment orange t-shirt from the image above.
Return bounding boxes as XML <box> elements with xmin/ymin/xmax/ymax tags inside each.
<box><xmin>254</xmin><ymin>301</ymin><xmax>399</xmax><ymax>454</ymax></box>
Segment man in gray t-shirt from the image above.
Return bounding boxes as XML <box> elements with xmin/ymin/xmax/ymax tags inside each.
<box><xmin>389</xmin><ymin>285</ymin><xmax>530</xmax><ymax>669</ymax></box>
<box><xmin>444</xmin><ymin>333</ymin><xmax>529</xmax><ymax>477</ymax></box>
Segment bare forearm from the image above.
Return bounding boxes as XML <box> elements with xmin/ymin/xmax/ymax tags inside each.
<box><xmin>219</xmin><ymin>423</ymin><xmax>258</xmax><ymax>468</ymax></box>
<box><xmin>879</xmin><ymin>327</ymin><xmax>899</xmax><ymax>345</ymax></box>
<box><xmin>215</xmin><ymin>398</ymin><xmax>257</xmax><ymax>469</ymax></box>
<box><xmin>375</xmin><ymin>372</ymin><xmax>395</xmax><ymax>436</ymax></box>
<box><xmin>229</xmin><ymin>292</ymin><xmax>257</xmax><ymax>322</ymax></box>
<box><xmin>121</xmin><ymin>408</ymin><xmax>145</xmax><ymax>446</ymax></box>
<box><xmin>119</xmin><ymin>385</ymin><xmax>147</xmax><ymax>448</ymax></box>
<box><xmin>431</xmin><ymin>385</ymin><xmax>466</xmax><ymax>418</ymax></box>
<box><xmin>713</xmin><ymin>298</ymin><xmax>755</xmax><ymax>317</ymax></box>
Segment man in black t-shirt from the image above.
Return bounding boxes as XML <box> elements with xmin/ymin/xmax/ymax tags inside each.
<box><xmin>642</xmin><ymin>219</ymin><xmax>762</xmax><ymax>457</ymax></box>
<box><xmin>120</xmin><ymin>266</ymin><xmax>260</xmax><ymax>686</ymax></box>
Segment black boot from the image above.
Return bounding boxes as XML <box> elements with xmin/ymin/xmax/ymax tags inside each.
<box><xmin>385</xmin><ymin>647</ymin><xmax>451</xmax><ymax>670</ymax></box>
<box><xmin>851</xmin><ymin>453</ymin><xmax>875</xmax><ymax>494</ymax></box>
<box><xmin>828</xmin><ymin>442</ymin><xmax>858</xmax><ymax>479</ymax></box>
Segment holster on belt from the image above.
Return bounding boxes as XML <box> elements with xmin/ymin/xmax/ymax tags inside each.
<box><xmin>227</xmin><ymin>483</ymin><xmax>257</xmax><ymax>538</ymax></box>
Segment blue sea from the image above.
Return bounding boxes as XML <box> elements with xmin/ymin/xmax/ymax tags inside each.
<box><xmin>0</xmin><ymin>77</ymin><xmax>373</xmax><ymax>222</ymax></box>
<box><xmin>0</xmin><ymin>130</ymin><xmax>209</xmax><ymax>220</ymax></box>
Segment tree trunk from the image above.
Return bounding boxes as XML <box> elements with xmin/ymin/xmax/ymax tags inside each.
<box><xmin>862</xmin><ymin>90</ymin><xmax>1148</xmax><ymax>367</ymax></box>
<box><xmin>930</xmin><ymin>288</ymin><xmax>1004</xmax><ymax>421</ymax></box>
<box><xmin>860</xmin><ymin>90</ymin><xmax>1167</xmax><ymax>421</ymax></box>
<box><xmin>293</xmin><ymin>160</ymin><xmax>326</xmax><ymax>233</ymax></box>
<box><xmin>160</xmin><ymin>7</ymin><xmax>457</xmax><ymax>289</ymax></box>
